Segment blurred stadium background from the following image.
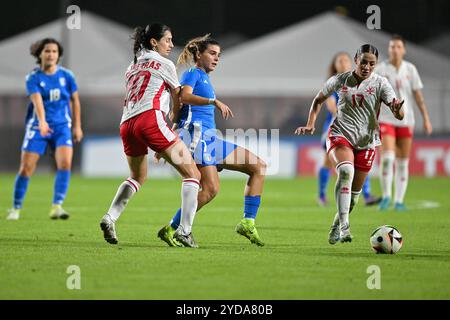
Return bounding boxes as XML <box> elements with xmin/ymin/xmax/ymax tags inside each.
<box><xmin>1</xmin><ymin>0</ymin><xmax>449</xmax><ymax>178</ymax></box>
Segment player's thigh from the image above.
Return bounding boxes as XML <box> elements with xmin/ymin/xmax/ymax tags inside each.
<box><xmin>161</xmin><ymin>140</ymin><xmax>200</xmax><ymax>180</ymax></box>
<box><xmin>54</xmin><ymin>146</ymin><xmax>73</xmax><ymax>170</ymax></box>
<box><xmin>323</xmin><ymin>150</ymin><xmax>333</xmax><ymax>168</ymax></box>
<box><xmin>19</xmin><ymin>151</ymin><xmax>41</xmax><ymax>176</ymax></box>
<box><xmin>220</xmin><ymin>145</ymin><xmax>266</xmax><ymax>176</ymax></box>
<box><xmin>352</xmin><ymin>169</ymin><xmax>369</xmax><ymax>192</ymax></box>
<box><xmin>126</xmin><ymin>155</ymin><xmax>148</xmax><ymax>185</ymax></box>
<box><xmin>396</xmin><ymin>137</ymin><xmax>413</xmax><ymax>158</ymax></box>
<box><xmin>328</xmin><ymin>146</ymin><xmax>354</xmax><ymax>168</ymax></box>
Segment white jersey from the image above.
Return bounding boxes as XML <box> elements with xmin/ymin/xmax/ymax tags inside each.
<box><xmin>121</xmin><ymin>49</ymin><xmax>180</xmax><ymax>124</ymax></box>
<box><xmin>374</xmin><ymin>60</ymin><xmax>423</xmax><ymax>127</ymax></box>
<box><xmin>322</xmin><ymin>71</ymin><xmax>397</xmax><ymax>150</ymax></box>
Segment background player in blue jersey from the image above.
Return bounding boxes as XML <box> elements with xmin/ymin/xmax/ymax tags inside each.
<box><xmin>317</xmin><ymin>52</ymin><xmax>380</xmax><ymax>207</ymax></box>
<box><xmin>6</xmin><ymin>38</ymin><xmax>83</xmax><ymax>220</ymax></box>
<box><xmin>157</xmin><ymin>35</ymin><xmax>267</xmax><ymax>247</ymax></box>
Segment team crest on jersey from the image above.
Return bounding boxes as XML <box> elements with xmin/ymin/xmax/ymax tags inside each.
<box><xmin>40</xmin><ymin>81</ymin><xmax>46</xmax><ymax>87</ymax></box>
<box><xmin>59</xmin><ymin>77</ymin><xmax>66</xmax><ymax>86</ymax></box>
<box><xmin>365</xmin><ymin>87</ymin><xmax>375</xmax><ymax>95</ymax></box>
<box><xmin>341</xmin><ymin>86</ymin><xmax>348</xmax><ymax>93</ymax></box>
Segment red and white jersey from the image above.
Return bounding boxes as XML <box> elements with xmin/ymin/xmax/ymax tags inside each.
<box><xmin>322</xmin><ymin>71</ymin><xmax>397</xmax><ymax>150</ymax></box>
<box><xmin>121</xmin><ymin>49</ymin><xmax>180</xmax><ymax>124</ymax></box>
<box><xmin>374</xmin><ymin>60</ymin><xmax>423</xmax><ymax>127</ymax></box>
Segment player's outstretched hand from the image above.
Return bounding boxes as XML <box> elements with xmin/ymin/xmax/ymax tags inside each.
<box><xmin>294</xmin><ymin>126</ymin><xmax>315</xmax><ymax>135</ymax></box>
<box><xmin>390</xmin><ymin>98</ymin><xmax>405</xmax><ymax>120</ymax></box>
<box><xmin>72</xmin><ymin>126</ymin><xmax>83</xmax><ymax>143</ymax></box>
<box><xmin>424</xmin><ymin>119</ymin><xmax>433</xmax><ymax>135</ymax></box>
<box><xmin>214</xmin><ymin>99</ymin><xmax>234</xmax><ymax>120</ymax></box>
<box><xmin>39</xmin><ymin>121</ymin><xmax>53</xmax><ymax>137</ymax></box>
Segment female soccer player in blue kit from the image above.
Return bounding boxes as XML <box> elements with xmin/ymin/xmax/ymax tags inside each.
<box><xmin>157</xmin><ymin>35</ymin><xmax>267</xmax><ymax>247</ymax></box>
<box><xmin>317</xmin><ymin>52</ymin><xmax>380</xmax><ymax>207</ymax></box>
<box><xmin>6</xmin><ymin>38</ymin><xmax>83</xmax><ymax>220</ymax></box>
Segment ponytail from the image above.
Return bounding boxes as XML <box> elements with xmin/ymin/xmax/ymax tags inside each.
<box><xmin>177</xmin><ymin>34</ymin><xmax>219</xmax><ymax>66</ymax></box>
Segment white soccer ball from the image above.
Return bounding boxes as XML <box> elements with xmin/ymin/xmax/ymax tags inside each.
<box><xmin>370</xmin><ymin>225</ymin><xmax>403</xmax><ymax>254</ymax></box>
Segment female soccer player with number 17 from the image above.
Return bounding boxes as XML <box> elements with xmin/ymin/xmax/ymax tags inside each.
<box><xmin>295</xmin><ymin>44</ymin><xmax>404</xmax><ymax>244</ymax></box>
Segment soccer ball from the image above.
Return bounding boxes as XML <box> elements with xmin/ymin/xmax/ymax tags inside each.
<box><xmin>370</xmin><ymin>225</ymin><xmax>403</xmax><ymax>254</ymax></box>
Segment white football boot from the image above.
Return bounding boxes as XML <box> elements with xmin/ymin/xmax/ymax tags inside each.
<box><xmin>6</xmin><ymin>208</ymin><xmax>20</xmax><ymax>220</ymax></box>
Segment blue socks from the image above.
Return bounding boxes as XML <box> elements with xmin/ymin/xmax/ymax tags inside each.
<box><xmin>244</xmin><ymin>195</ymin><xmax>261</xmax><ymax>219</ymax></box>
<box><xmin>13</xmin><ymin>175</ymin><xmax>30</xmax><ymax>209</ymax></box>
<box><xmin>53</xmin><ymin>170</ymin><xmax>71</xmax><ymax>205</ymax></box>
<box><xmin>169</xmin><ymin>195</ymin><xmax>262</xmax><ymax>228</ymax></box>
<box><xmin>318</xmin><ymin>167</ymin><xmax>331</xmax><ymax>198</ymax></box>
<box><xmin>362</xmin><ymin>176</ymin><xmax>371</xmax><ymax>200</ymax></box>
<box><xmin>170</xmin><ymin>208</ymin><xmax>182</xmax><ymax>229</ymax></box>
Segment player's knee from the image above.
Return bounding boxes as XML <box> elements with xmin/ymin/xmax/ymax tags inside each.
<box><xmin>256</xmin><ymin>158</ymin><xmax>267</xmax><ymax>176</ymax></box>
<box><xmin>57</xmin><ymin>161</ymin><xmax>72</xmax><ymax>171</ymax></box>
<box><xmin>19</xmin><ymin>163</ymin><xmax>36</xmax><ymax>177</ymax></box>
<box><xmin>247</xmin><ymin>158</ymin><xmax>267</xmax><ymax>176</ymax></box>
<box><xmin>336</xmin><ymin>162</ymin><xmax>354</xmax><ymax>182</ymax></box>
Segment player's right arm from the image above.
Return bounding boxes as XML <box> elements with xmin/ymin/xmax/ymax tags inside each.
<box><xmin>295</xmin><ymin>75</ymin><xmax>338</xmax><ymax>135</ymax></box>
<box><xmin>29</xmin><ymin>93</ymin><xmax>51</xmax><ymax>136</ymax></box>
<box><xmin>26</xmin><ymin>72</ymin><xmax>51</xmax><ymax>136</ymax></box>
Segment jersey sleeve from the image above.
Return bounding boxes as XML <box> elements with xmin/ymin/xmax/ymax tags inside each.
<box><xmin>321</xmin><ymin>74</ymin><xmax>342</xmax><ymax>97</ymax></box>
<box><xmin>410</xmin><ymin>64</ymin><xmax>423</xmax><ymax>91</ymax></box>
<box><xmin>180</xmin><ymin>68</ymin><xmax>200</xmax><ymax>89</ymax></box>
<box><xmin>380</xmin><ymin>76</ymin><xmax>397</xmax><ymax>105</ymax></box>
<box><xmin>160</xmin><ymin>61</ymin><xmax>181</xmax><ymax>89</ymax></box>
<box><xmin>25</xmin><ymin>73</ymin><xmax>40</xmax><ymax>96</ymax></box>
<box><xmin>66</xmin><ymin>70</ymin><xmax>78</xmax><ymax>94</ymax></box>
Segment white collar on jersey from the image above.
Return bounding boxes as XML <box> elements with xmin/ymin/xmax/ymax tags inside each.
<box><xmin>137</xmin><ymin>48</ymin><xmax>160</xmax><ymax>60</ymax></box>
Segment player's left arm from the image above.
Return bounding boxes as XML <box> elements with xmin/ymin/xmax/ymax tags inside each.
<box><xmin>381</xmin><ymin>77</ymin><xmax>404</xmax><ymax>121</ymax></box>
<box><xmin>413</xmin><ymin>90</ymin><xmax>432</xmax><ymax>135</ymax></box>
<box><xmin>410</xmin><ymin>65</ymin><xmax>432</xmax><ymax>134</ymax></box>
<box><xmin>169</xmin><ymin>86</ymin><xmax>182</xmax><ymax>125</ymax></box>
<box><xmin>70</xmin><ymin>91</ymin><xmax>83</xmax><ymax>143</ymax></box>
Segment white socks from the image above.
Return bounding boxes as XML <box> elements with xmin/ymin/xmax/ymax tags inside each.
<box><xmin>106</xmin><ymin>178</ymin><xmax>140</xmax><ymax>222</ymax></box>
<box><xmin>332</xmin><ymin>190</ymin><xmax>361</xmax><ymax>228</ymax></box>
<box><xmin>380</xmin><ymin>151</ymin><xmax>395</xmax><ymax>199</ymax></box>
<box><xmin>380</xmin><ymin>151</ymin><xmax>409</xmax><ymax>204</ymax></box>
<box><xmin>335</xmin><ymin>161</ymin><xmax>354</xmax><ymax>230</ymax></box>
<box><xmin>179</xmin><ymin>178</ymin><xmax>200</xmax><ymax>235</ymax></box>
<box><xmin>394</xmin><ymin>158</ymin><xmax>409</xmax><ymax>204</ymax></box>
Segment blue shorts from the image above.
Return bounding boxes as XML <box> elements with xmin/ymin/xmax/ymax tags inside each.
<box><xmin>178</xmin><ymin>122</ymin><xmax>238</xmax><ymax>166</ymax></box>
<box><xmin>22</xmin><ymin>123</ymin><xmax>73</xmax><ymax>155</ymax></box>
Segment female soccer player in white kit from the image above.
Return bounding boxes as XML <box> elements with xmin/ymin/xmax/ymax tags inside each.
<box><xmin>99</xmin><ymin>24</ymin><xmax>201</xmax><ymax>248</ymax></box>
<box><xmin>375</xmin><ymin>35</ymin><xmax>433</xmax><ymax>211</ymax></box>
<box><xmin>295</xmin><ymin>44</ymin><xmax>405</xmax><ymax>243</ymax></box>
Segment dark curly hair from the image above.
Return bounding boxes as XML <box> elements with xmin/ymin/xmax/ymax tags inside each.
<box><xmin>30</xmin><ymin>38</ymin><xmax>63</xmax><ymax>64</ymax></box>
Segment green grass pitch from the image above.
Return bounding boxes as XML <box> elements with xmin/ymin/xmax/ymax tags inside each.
<box><xmin>0</xmin><ymin>174</ymin><xmax>449</xmax><ymax>299</ymax></box>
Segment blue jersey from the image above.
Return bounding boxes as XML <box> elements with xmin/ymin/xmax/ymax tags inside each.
<box><xmin>178</xmin><ymin>67</ymin><xmax>216</xmax><ymax>130</ymax></box>
<box><xmin>25</xmin><ymin>66</ymin><xmax>78</xmax><ymax>128</ymax></box>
